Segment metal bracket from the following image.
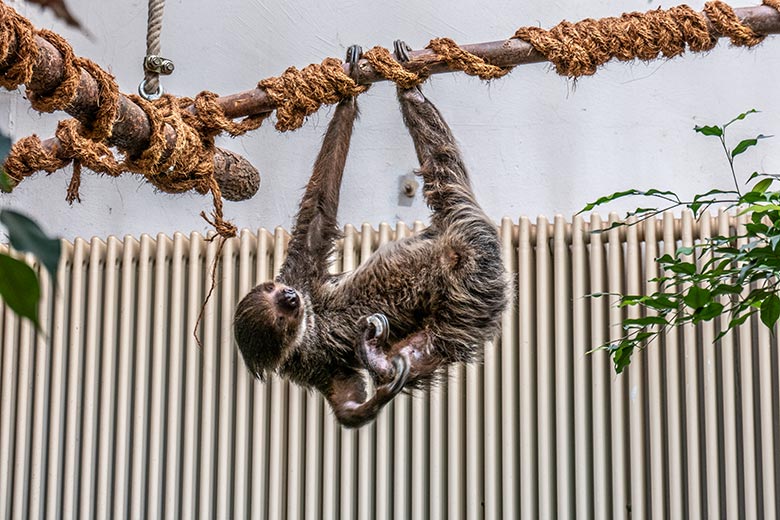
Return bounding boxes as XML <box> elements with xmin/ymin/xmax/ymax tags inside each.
<box><xmin>143</xmin><ymin>55</ymin><xmax>175</xmax><ymax>76</ymax></box>
<box><xmin>137</xmin><ymin>79</ymin><xmax>163</xmax><ymax>101</ymax></box>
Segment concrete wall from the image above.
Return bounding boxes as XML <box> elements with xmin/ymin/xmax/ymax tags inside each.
<box><xmin>1</xmin><ymin>0</ymin><xmax>779</xmax><ymax>240</ymax></box>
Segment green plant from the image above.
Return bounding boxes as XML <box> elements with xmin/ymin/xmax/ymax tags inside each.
<box><xmin>582</xmin><ymin>109</ymin><xmax>779</xmax><ymax>373</ymax></box>
<box><xmin>0</xmin><ymin>133</ymin><xmax>61</xmax><ymax>327</ymax></box>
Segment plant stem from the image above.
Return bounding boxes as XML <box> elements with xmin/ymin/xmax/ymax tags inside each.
<box><xmin>720</xmin><ymin>133</ymin><xmax>742</xmax><ymax>197</ymax></box>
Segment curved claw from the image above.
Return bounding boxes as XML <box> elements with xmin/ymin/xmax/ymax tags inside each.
<box><xmin>366</xmin><ymin>313</ymin><xmax>389</xmax><ymax>344</ymax></box>
<box><xmin>346</xmin><ymin>44</ymin><xmax>363</xmax><ymax>82</ymax></box>
<box><xmin>393</xmin><ymin>39</ymin><xmax>412</xmax><ymax>63</ymax></box>
<box><xmin>389</xmin><ymin>355</ymin><xmax>410</xmax><ymax>393</ymax></box>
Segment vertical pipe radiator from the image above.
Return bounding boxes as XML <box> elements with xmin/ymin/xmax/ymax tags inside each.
<box><xmin>0</xmin><ymin>212</ymin><xmax>777</xmax><ymax>519</ymax></box>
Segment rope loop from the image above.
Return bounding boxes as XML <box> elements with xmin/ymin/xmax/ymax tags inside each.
<box><xmin>427</xmin><ymin>38</ymin><xmax>512</xmax><ymax>80</ymax></box>
<box><xmin>512</xmin><ymin>3</ymin><xmax>732</xmax><ymax>77</ymax></box>
<box><xmin>0</xmin><ymin>3</ymin><xmax>37</xmax><ymax>90</ymax></box>
<box><xmin>259</xmin><ymin>57</ymin><xmax>369</xmax><ymax>131</ymax></box>
<box><xmin>26</xmin><ymin>29</ymin><xmax>80</xmax><ymax>112</ymax></box>
<box><xmin>362</xmin><ymin>46</ymin><xmax>428</xmax><ymax>88</ymax></box>
<box><xmin>704</xmin><ymin>0</ymin><xmax>765</xmax><ymax>46</ymax></box>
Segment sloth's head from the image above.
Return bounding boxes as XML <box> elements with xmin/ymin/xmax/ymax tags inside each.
<box><xmin>234</xmin><ymin>281</ymin><xmax>305</xmax><ymax>380</ymax></box>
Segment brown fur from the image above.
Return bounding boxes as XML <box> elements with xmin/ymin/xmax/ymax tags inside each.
<box><xmin>234</xmin><ymin>87</ymin><xmax>509</xmax><ymax>427</ymax></box>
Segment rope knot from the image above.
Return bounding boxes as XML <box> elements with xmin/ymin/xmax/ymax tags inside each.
<box><xmin>704</xmin><ymin>0</ymin><xmax>765</xmax><ymax>47</ymax></box>
<box><xmin>512</xmin><ymin>2</ymin><xmax>758</xmax><ymax>78</ymax></box>
<box><xmin>0</xmin><ymin>3</ymin><xmax>37</xmax><ymax>90</ymax></box>
<box><xmin>427</xmin><ymin>38</ymin><xmax>512</xmax><ymax>80</ymax></box>
<box><xmin>259</xmin><ymin>57</ymin><xmax>369</xmax><ymax>131</ymax></box>
<box><xmin>362</xmin><ymin>46</ymin><xmax>428</xmax><ymax>88</ymax></box>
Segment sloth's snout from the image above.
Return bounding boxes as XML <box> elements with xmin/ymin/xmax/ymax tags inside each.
<box><xmin>281</xmin><ymin>287</ymin><xmax>299</xmax><ymax>309</ymax></box>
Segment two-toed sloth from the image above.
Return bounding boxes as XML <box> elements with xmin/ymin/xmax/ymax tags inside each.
<box><xmin>234</xmin><ymin>57</ymin><xmax>508</xmax><ymax>427</ymax></box>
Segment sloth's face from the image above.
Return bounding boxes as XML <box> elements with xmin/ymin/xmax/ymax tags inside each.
<box><xmin>233</xmin><ymin>281</ymin><xmax>304</xmax><ymax>380</ymax></box>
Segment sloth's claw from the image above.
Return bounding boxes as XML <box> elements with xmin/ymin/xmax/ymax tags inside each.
<box><xmin>389</xmin><ymin>355</ymin><xmax>409</xmax><ymax>393</ymax></box>
<box><xmin>393</xmin><ymin>39</ymin><xmax>412</xmax><ymax>63</ymax></box>
<box><xmin>346</xmin><ymin>44</ymin><xmax>363</xmax><ymax>82</ymax></box>
<box><xmin>366</xmin><ymin>313</ymin><xmax>389</xmax><ymax>344</ymax></box>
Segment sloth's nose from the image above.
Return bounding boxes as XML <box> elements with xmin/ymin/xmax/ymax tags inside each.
<box><xmin>282</xmin><ymin>287</ymin><xmax>299</xmax><ymax>308</ymax></box>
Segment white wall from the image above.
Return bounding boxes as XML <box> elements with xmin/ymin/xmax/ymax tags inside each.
<box><xmin>1</xmin><ymin>0</ymin><xmax>779</xmax><ymax>240</ymax></box>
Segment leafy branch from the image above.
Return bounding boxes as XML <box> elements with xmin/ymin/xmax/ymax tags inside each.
<box><xmin>582</xmin><ymin>109</ymin><xmax>779</xmax><ymax>373</ymax></box>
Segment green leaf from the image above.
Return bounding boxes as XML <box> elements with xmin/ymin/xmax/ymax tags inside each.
<box><xmin>713</xmin><ymin>284</ymin><xmax>743</xmax><ymax>295</ymax></box>
<box><xmin>0</xmin><ymin>252</ymin><xmax>40</xmax><ymax>326</ymax></box>
<box><xmin>732</xmin><ymin>135</ymin><xmax>769</xmax><ymax>158</ymax></box>
<box><xmin>633</xmin><ymin>331</ymin><xmax>655</xmax><ymax>343</ymax></box>
<box><xmin>0</xmin><ymin>169</ymin><xmax>11</xmax><ymax>193</ymax></box>
<box><xmin>625</xmin><ymin>207</ymin><xmax>656</xmax><ymax>218</ymax></box>
<box><xmin>643</xmin><ymin>188</ymin><xmax>680</xmax><ymax>200</ymax></box>
<box><xmin>618</xmin><ymin>294</ymin><xmax>644</xmax><ymax>304</ymax></box>
<box><xmin>609</xmin><ymin>341</ymin><xmax>634</xmax><ymax>374</ymax></box>
<box><xmin>760</xmin><ymin>294</ymin><xmax>780</xmax><ymax>329</ymax></box>
<box><xmin>684</xmin><ymin>286</ymin><xmax>711</xmax><ymax>309</ymax></box>
<box><xmin>753</xmin><ymin>178</ymin><xmax>774</xmax><ymax>194</ymax></box>
<box><xmin>694</xmin><ymin>125</ymin><xmax>723</xmax><ymax>137</ymax></box>
<box><xmin>728</xmin><ymin>311</ymin><xmax>754</xmax><ymax>329</ymax></box>
<box><xmin>724</xmin><ymin>109</ymin><xmax>759</xmax><ymax>127</ymax></box>
<box><xmin>676</xmin><ymin>246</ymin><xmax>695</xmax><ymax>256</ymax></box>
<box><xmin>745</xmin><ymin>222</ymin><xmax>769</xmax><ymax>235</ymax></box>
<box><xmin>642</xmin><ymin>295</ymin><xmax>679</xmax><ymax>310</ymax></box>
<box><xmin>579</xmin><ymin>189</ymin><xmax>640</xmax><ymax>213</ymax></box>
<box><xmin>694</xmin><ymin>188</ymin><xmax>739</xmax><ymax>198</ymax></box>
<box><xmin>0</xmin><ymin>209</ymin><xmax>60</xmax><ymax>281</ymax></box>
<box><xmin>623</xmin><ymin>316</ymin><xmax>668</xmax><ymax>328</ymax></box>
<box><xmin>742</xmin><ymin>191</ymin><xmax>768</xmax><ymax>204</ymax></box>
<box><xmin>669</xmin><ymin>262</ymin><xmax>697</xmax><ymax>276</ymax></box>
<box><xmin>739</xmin><ymin>204</ymin><xmax>780</xmax><ymax>216</ymax></box>
<box><xmin>695</xmin><ymin>301</ymin><xmax>724</xmax><ymax>322</ymax></box>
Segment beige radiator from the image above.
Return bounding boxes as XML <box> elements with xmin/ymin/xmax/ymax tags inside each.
<box><xmin>0</xmin><ymin>211</ymin><xmax>776</xmax><ymax>519</ymax></box>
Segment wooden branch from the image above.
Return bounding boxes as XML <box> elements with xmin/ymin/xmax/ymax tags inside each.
<box><xmin>15</xmin><ymin>33</ymin><xmax>260</xmax><ymax>201</ymax></box>
<box><xmin>216</xmin><ymin>4</ymin><xmax>780</xmax><ymax>119</ymax></box>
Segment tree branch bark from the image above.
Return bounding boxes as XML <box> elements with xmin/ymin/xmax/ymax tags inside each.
<box><xmin>215</xmin><ymin>4</ymin><xmax>780</xmax><ymax>118</ymax></box>
<box><xmin>11</xmin><ymin>32</ymin><xmax>261</xmax><ymax>201</ymax></box>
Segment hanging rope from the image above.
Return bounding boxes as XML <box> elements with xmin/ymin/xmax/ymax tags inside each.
<box><xmin>139</xmin><ymin>0</ymin><xmax>175</xmax><ymax>100</ymax></box>
<box><xmin>142</xmin><ymin>0</ymin><xmax>166</xmax><ymax>98</ymax></box>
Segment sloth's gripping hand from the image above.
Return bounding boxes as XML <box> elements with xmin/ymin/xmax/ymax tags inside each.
<box><xmin>360</xmin><ymin>313</ymin><xmax>409</xmax><ymax>385</ymax></box>
<box><xmin>325</xmin><ymin>314</ymin><xmax>410</xmax><ymax>428</ymax></box>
